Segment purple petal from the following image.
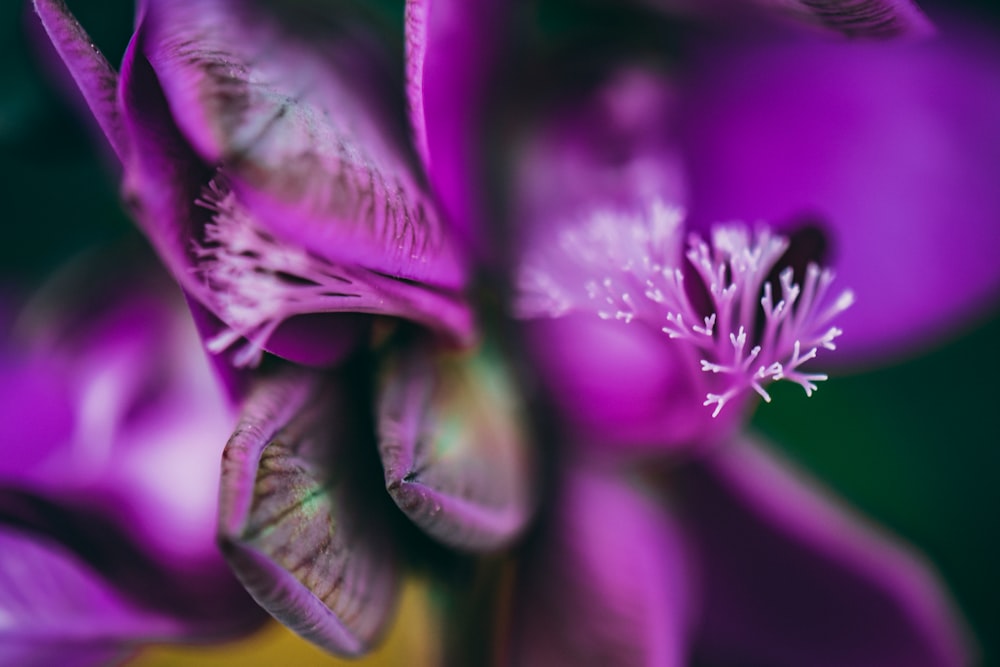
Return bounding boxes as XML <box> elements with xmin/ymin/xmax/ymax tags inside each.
<box><xmin>405</xmin><ymin>0</ymin><xmax>509</xmax><ymax>253</ymax></box>
<box><xmin>31</xmin><ymin>0</ymin><xmax>127</xmax><ymax>159</ymax></box>
<box><xmin>677</xmin><ymin>436</ymin><xmax>970</xmax><ymax>667</ymax></box>
<box><xmin>1</xmin><ymin>257</ymin><xmax>267</xmax><ymax>650</ymax></box>
<box><xmin>218</xmin><ymin>368</ymin><xmax>400</xmax><ymax>657</ymax></box>
<box><xmin>638</xmin><ymin>0</ymin><xmax>933</xmax><ymax>39</ymax></box>
<box><xmin>0</xmin><ymin>526</ymin><xmax>160</xmax><ymax>665</ymax></box>
<box><xmin>376</xmin><ymin>340</ymin><xmax>536</xmax><ymax>551</ymax></box>
<box><xmin>0</xmin><ymin>489</ymin><xmax>262</xmax><ymax>653</ymax></box>
<box><xmin>753</xmin><ymin>0</ymin><xmax>934</xmax><ymax>38</ymax></box>
<box><xmin>523</xmin><ymin>316</ymin><xmax>741</xmax><ymax>454</ymax></box>
<box><xmin>680</xmin><ymin>30</ymin><xmax>1000</xmax><ymax>365</ymax></box>
<box><xmin>139</xmin><ymin>0</ymin><xmax>468</xmax><ymax>290</ymax></box>
<box><xmin>510</xmin><ymin>466</ymin><xmax>693</xmax><ymax>666</ymax></box>
<box><xmin>115</xmin><ymin>28</ymin><xmax>473</xmax><ymax>365</ymax></box>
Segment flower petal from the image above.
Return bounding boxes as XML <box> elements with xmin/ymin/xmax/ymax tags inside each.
<box><xmin>680</xmin><ymin>31</ymin><xmax>1000</xmax><ymax>365</ymax></box>
<box><xmin>376</xmin><ymin>340</ymin><xmax>535</xmax><ymax>551</ymax></box>
<box><xmin>218</xmin><ymin>367</ymin><xmax>400</xmax><ymax>657</ymax></box>
<box><xmin>676</xmin><ymin>436</ymin><xmax>970</xmax><ymax>667</ymax></box>
<box><xmin>639</xmin><ymin>0</ymin><xmax>933</xmax><ymax>39</ymax></box>
<box><xmin>753</xmin><ymin>0</ymin><xmax>934</xmax><ymax>38</ymax></box>
<box><xmin>0</xmin><ymin>524</ymin><xmax>151</xmax><ymax>665</ymax></box>
<box><xmin>115</xmin><ymin>31</ymin><xmax>473</xmax><ymax>364</ymax></box>
<box><xmin>404</xmin><ymin>0</ymin><xmax>509</xmax><ymax>252</ymax></box>
<box><xmin>509</xmin><ymin>466</ymin><xmax>693</xmax><ymax>666</ymax></box>
<box><xmin>140</xmin><ymin>0</ymin><xmax>467</xmax><ymax>290</ymax></box>
<box><xmin>31</xmin><ymin>0</ymin><xmax>127</xmax><ymax>159</ymax></box>
<box><xmin>0</xmin><ymin>489</ymin><xmax>262</xmax><ymax>654</ymax></box>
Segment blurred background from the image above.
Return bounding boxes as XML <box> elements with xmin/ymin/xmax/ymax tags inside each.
<box><xmin>2</xmin><ymin>0</ymin><xmax>998</xmax><ymax>664</ymax></box>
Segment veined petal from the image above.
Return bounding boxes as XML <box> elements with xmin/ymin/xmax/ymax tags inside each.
<box><xmin>752</xmin><ymin>0</ymin><xmax>933</xmax><ymax>38</ymax></box>
<box><xmin>509</xmin><ymin>467</ymin><xmax>693</xmax><ymax>666</ymax></box>
<box><xmin>405</xmin><ymin>0</ymin><xmax>509</xmax><ymax>252</ymax></box>
<box><xmin>676</xmin><ymin>436</ymin><xmax>970</xmax><ymax>667</ymax></box>
<box><xmin>31</xmin><ymin>0</ymin><xmax>127</xmax><ymax>159</ymax></box>
<box><xmin>376</xmin><ymin>339</ymin><xmax>535</xmax><ymax>551</ymax></box>
<box><xmin>116</xmin><ymin>34</ymin><xmax>474</xmax><ymax>366</ymax></box>
<box><xmin>218</xmin><ymin>368</ymin><xmax>400</xmax><ymax>657</ymax></box>
<box><xmin>140</xmin><ymin>0</ymin><xmax>467</xmax><ymax>290</ymax></box>
<box><xmin>638</xmin><ymin>0</ymin><xmax>933</xmax><ymax>39</ymax></box>
<box><xmin>680</xmin><ymin>31</ymin><xmax>1000</xmax><ymax>365</ymax></box>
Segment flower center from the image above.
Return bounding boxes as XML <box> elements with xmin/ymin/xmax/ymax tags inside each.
<box><xmin>194</xmin><ymin>178</ymin><xmax>363</xmax><ymax>367</ymax></box>
<box><xmin>517</xmin><ymin>200</ymin><xmax>853</xmax><ymax>417</ymax></box>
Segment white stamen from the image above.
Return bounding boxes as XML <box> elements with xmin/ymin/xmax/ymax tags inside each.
<box><xmin>515</xmin><ymin>200</ymin><xmax>852</xmax><ymax>418</ymax></box>
<box><xmin>193</xmin><ymin>179</ymin><xmax>362</xmax><ymax>367</ymax></box>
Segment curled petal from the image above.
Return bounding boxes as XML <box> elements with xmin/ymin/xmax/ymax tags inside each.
<box><xmin>405</xmin><ymin>0</ymin><xmax>509</xmax><ymax>252</ymax></box>
<box><xmin>510</xmin><ymin>467</ymin><xmax>693</xmax><ymax>666</ymax></box>
<box><xmin>31</xmin><ymin>0</ymin><xmax>127</xmax><ymax>159</ymax></box>
<box><xmin>218</xmin><ymin>368</ymin><xmax>400</xmax><ymax>657</ymax></box>
<box><xmin>677</xmin><ymin>436</ymin><xmax>970</xmax><ymax>667</ymax></box>
<box><xmin>377</xmin><ymin>340</ymin><xmax>535</xmax><ymax>551</ymax></box>
<box><xmin>140</xmin><ymin>0</ymin><xmax>467</xmax><ymax>291</ymax></box>
<box><xmin>638</xmin><ymin>0</ymin><xmax>933</xmax><ymax>39</ymax></box>
<box><xmin>751</xmin><ymin>0</ymin><xmax>934</xmax><ymax>38</ymax></box>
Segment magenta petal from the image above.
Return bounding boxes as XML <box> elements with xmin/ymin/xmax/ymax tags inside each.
<box><xmin>681</xmin><ymin>32</ymin><xmax>1000</xmax><ymax>364</ymax></box>
<box><xmin>31</xmin><ymin>0</ymin><xmax>127</xmax><ymax>159</ymax></box>
<box><xmin>510</xmin><ymin>467</ymin><xmax>693</xmax><ymax>666</ymax></box>
<box><xmin>678</xmin><ymin>437</ymin><xmax>970</xmax><ymax>667</ymax></box>
<box><xmin>523</xmin><ymin>316</ymin><xmax>739</xmax><ymax>454</ymax></box>
<box><xmin>0</xmin><ymin>490</ymin><xmax>263</xmax><ymax>653</ymax></box>
<box><xmin>639</xmin><ymin>0</ymin><xmax>933</xmax><ymax>38</ymax></box>
<box><xmin>376</xmin><ymin>341</ymin><xmax>535</xmax><ymax>551</ymax></box>
<box><xmin>218</xmin><ymin>369</ymin><xmax>400</xmax><ymax>657</ymax></box>
<box><xmin>405</xmin><ymin>0</ymin><xmax>509</xmax><ymax>252</ymax></box>
<box><xmin>140</xmin><ymin>0</ymin><xmax>467</xmax><ymax>290</ymax></box>
<box><xmin>0</xmin><ymin>526</ymin><xmax>166</xmax><ymax>663</ymax></box>
<box><xmin>754</xmin><ymin>0</ymin><xmax>934</xmax><ymax>37</ymax></box>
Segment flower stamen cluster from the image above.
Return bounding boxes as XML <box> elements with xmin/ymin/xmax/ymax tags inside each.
<box><xmin>193</xmin><ymin>179</ymin><xmax>362</xmax><ymax>367</ymax></box>
<box><xmin>517</xmin><ymin>200</ymin><xmax>854</xmax><ymax>417</ymax></box>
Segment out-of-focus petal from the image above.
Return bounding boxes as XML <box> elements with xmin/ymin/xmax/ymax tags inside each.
<box><xmin>0</xmin><ymin>255</ymin><xmax>267</xmax><ymax>654</ymax></box>
<box><xmin>0</xmin><ymin>525</ymin><xmax>150</xmax><ymax>666</ymax></box>
<box><xmin>376</xmin><ymin>339</ymin><xmax>535</xmax><ymax>551</ymax></box>
<box><xmin>676</xmin><ymin>436</ymin><xmax>970</xmax><ymax>667</ymax></box>
<box><xmin>680</xmin><ymin>31</ymin><xmax>1000</xmax><ymax>365</ymax></box>
<box><xmin>405</xmin><ymin>0</ymin><xmax>509</xmax><ymax>253</ymax></box>
<box><xmin>509</xmin><ymin>466</ymin><xmax>693</xmax><ymax>666</ymax></box>
<box><xmin>636</xmin><ymin>0</ymin><xmax>933</xmax><ymax>39</ymax></box>
<box><xmin>510</xmin><ymin>67</ymin><xmax>746</xmax><ymax>452</ymax></box>
<box><xmin>523</xmin><ymin>316</ymin><xmax>740</xmax><ymax>454</ymax></box>
<box><xmin>116</xmin><ymin>31</ymin><xmax>472</xmax><ymax>364</ymax></box>
<box><xmin>0</xmin><ymin>490</ymin><xmax>262</xmax><ymax>657</ymax></box>
<box><xmin>512</xmin><ymin>66</ymin><xmax>687</xmax><ymax>241</ymax></box>
<box><xmin>218</xmin><ymin>368</ymin><xmax>400</xmax><ymax>657</ymax></box>
<box><xmin>140</xmin><ymin>0</ymin><xmax>467</xmax><ymax>290</ymax></box>
<box><xmin>31</xmin><ymin>0</ymin><xmax>127</xmax><ymax>159</ymax></box>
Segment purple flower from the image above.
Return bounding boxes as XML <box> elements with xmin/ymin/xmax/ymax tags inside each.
<box><xmin>409</xmin><ymin>0</ymin><xmax>998</xmax><ymax>664</ymax></box>
<box><xmin>0</xmin><ymin>254</ymin><xmax>265</xmax><ymax>665</ymax></box>
<box><xmin>33</xmin><ymin>0</ymin><xmax>537</xmax><ymax>657</ymax></box>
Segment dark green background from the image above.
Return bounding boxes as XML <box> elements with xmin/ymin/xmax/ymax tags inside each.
<box><xmin>3</xmin><ymin>0</ymin><xmax>997</xmax><ymax>663</ymax></box>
